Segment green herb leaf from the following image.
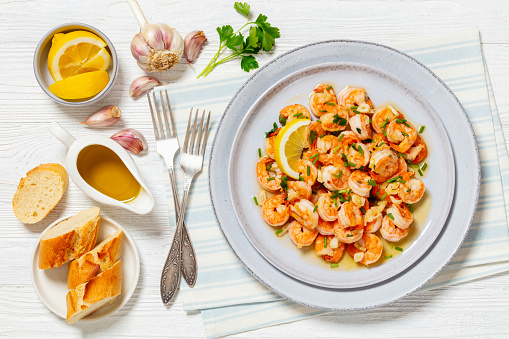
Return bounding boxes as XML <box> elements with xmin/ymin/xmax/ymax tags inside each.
<box><xmin>265</xmin><ymin>122</ymin><xmax>278</xmax><ymax>138</ymax></box>
<box><xmin>280</xmin><ymin>175</ymin><xmax>289</xmax><ymax>191</ymax></box>
<box><xmin>367</xmin><ymin>179</ymin><xmax>377</xmax><ymax>186</ymax></box>
<box><xmin>225</xmin><ymin>33</ymin><xmax>244</xmax><ymax>51</ymax></box>
<box><xmin>240</xmin><ymin>55</ymin><xmax>259</xmax><ymax>72</ymax></box>
<box><xmin>333</xmin><ymin>115</ymin><xmax>347</xmax><ymax>126</ymax></box>
<box><xmin>234</xmin><ymin>2</ymin><xmax>250</xmax><ymax>17</ymax></box>
<box><xmin>279</xmin><ymin>114</ymin><xmax>287</xmax><ymax>126</ymax></box>
<box><xmin>217</xmin><ymin>25</ymin><xmax>234</xmax><ymax>43</ymax></box>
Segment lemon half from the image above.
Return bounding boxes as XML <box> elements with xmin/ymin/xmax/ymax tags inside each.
<box><xmin>48</xmin><ymin>31</ymin><xmax>111</xmax><ymax>81</ymax></box>
<box><xmin>274</xmin><ymin>119</ymin><xmax>311</xmax><ymax>179</ymax></box>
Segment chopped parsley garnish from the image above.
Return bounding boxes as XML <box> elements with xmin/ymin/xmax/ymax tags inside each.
<box><xmin>299</xmin><ymin>175</ymin><xmax>305</xmax><ymax>181</ymax></box>
<box><xmin>264</xmin><ymin>122</ymin><xmax>278</xmax><ymax>138</ymax></box>
<box><xmin>279</xmin><ymin>114</ymin><xmax>287</xmax><ymax>126</ymax></box>
<box><xmin>333</xmin><ymin>114</ymin><xmax>347</xmax><ymax>126</ymax></box>
<box><xmin>280</xmin><ymin>175</ymin><xmax>289</xmax><ymax>191</ymax></box>
<box><xmin>387</xmin><ymin>213</ymin><xmax>394</xmax><ymax>220</ymax></box>
<box><xmin>356</xmin><ymin>127</ymin><xmax>362</xmax><ymax>134</ymax></box>
<box><xmin>308</xmin><ymin>130</ymin><xmax>317</xmax><ymax>146</ymax></box>
<box><xmin>367</xmin><ymin>179</ymin><xmax>377</xmax><ymax>186</ymax></box>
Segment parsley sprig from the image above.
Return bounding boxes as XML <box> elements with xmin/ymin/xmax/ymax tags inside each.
<box><xmin>197</xmin><ymin>2</ymin><xmax>280</xmax><ymax>78</ymax></box>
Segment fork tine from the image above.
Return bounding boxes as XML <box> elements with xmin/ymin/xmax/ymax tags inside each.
<box><xmin>165</xmin><ymin>90</ymin><xmax>177</xmax><ymax>137</ymax></box>
<box><xmin>200</xmin><ymin>111</ymin><xmax>211</xmax><ymax>157</ymax></box>
<box><xmin>194</xmin><ymin>110</ymin><xmax>205</xmax><ymax>155</ymax></box>
<box><xmin>182</xmin><ymin>108</ymin><xmax>193</xmax><ymax>153</ymax></box>
<box><xmin>159</xmin><ymin>91</ymin><xmax>172</xmax><ymax>137</ymax></box>
<box><xmin>188</xmin><ymin>109</ymin><xmax>199</xmax><ymax>154</ymax></box>
<box><xmin>153</xmin><ymin>91</ymin><xmax>166</xmax><ymax>138</ymax></box>
<box><xmin>147</xmin><ymin>91</ymin><xmax>161</xmax><ymax>139</ymax></box>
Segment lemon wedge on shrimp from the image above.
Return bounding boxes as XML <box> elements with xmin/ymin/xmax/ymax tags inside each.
<box><xmin>274</xmin><ymin>119</ymin><xmax>311</xmax><ymax>179</ymax></box>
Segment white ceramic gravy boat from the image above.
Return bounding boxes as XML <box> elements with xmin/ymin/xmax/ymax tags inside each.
<box><xmin>49</xmin><ymin>122</ymin><xmax>155</xmax><ymax>214</ymax></box>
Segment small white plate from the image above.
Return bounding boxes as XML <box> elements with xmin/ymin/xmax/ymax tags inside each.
<box><xmin>30</xmin><ymin>215</ymin><xmax>140</xmax><ymax>322</ymax></box>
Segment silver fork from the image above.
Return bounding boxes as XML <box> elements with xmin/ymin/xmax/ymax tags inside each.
<box><xmin>160</xmin><ymin>108</ymin><xmax>210</xmax><ymax>305</ymax></box>
<box><xmin>147</xmin><ymin>90</ymin><xmax>197</xmax><ymax>290</ymax></box>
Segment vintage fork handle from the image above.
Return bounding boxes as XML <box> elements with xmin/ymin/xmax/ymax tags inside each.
<box><xmin>160</xmin><ymin>173</ymin><xmax>194</xmax><ymax>304</ymax></box>
<box><xmin>167</xmin><ymin>165</ymin><xmax>197</xmax><ymax>287</ymax></box>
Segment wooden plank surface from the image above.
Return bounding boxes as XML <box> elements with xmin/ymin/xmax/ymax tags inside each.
<box><xmin>1</xmin><ymin>0</ymin><xmax>508</xmax><ymax>337</ymax></box>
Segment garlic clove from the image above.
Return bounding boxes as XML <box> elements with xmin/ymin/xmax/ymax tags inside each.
<box><xmin>81</xmin><ymin>105</ymin><xmax>121</xmax><ymax>127</ymax></box>
<box><xmin>110</xmin><ymin>129</ymin><xmax>148</xmax><ymax>155</ymax></box>
<box><xmin>157</xmin><ymin>23</ymin><xmax>174</xmax><ymax>50</ymax></box>
<box><xmin>131</xmin><ymin>32</ymin><xmax>153</xmax><ymax>62</ymax></box>
<box><xmin>142</xmin><ymin>23</ymin><xmax>165</xmax><ymax>50</ymax></box>
<box><xmin>184</xmin><ymin>30</ymin><xmax>207</xmax><ymax>63</ymax></box>
<box><xmin>129</xmin><ymin>76</ymin><xmax>162</xmax><ymax>98</ymax></box>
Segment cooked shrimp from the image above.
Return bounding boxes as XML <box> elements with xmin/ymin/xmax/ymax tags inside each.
<box><xmin>368</xmin><ymin>148</ymin><xmax>399</xmax><ymax>182</ymax></box>
<box><xmin>404</xmin><ymin>136</ymin><xmax>427</xmax><ymax>164</ymax></box>
<box><xmin>317</xmin><ymin>192</ymin><xmax>340</xmax><ymax>221</ymax></box>
<box><xmin>338</xmin><ymin>87</ymin><xmax>373</xmax><ymax>117</ymax></box>
<box><xmin>257</xmin><ymin>157</ymin><xmax>282</xmax><ymax>192</ymax></box>
<box><xmin>302</xmin><ymin>149</ymin><xmax>315</xmax><ymax>161</ymax></box>
<box><xmin>334</xmin><ymin>223</ymin><xmax>364</xmax><ymax>244</ymax></box>
<box><xmin>306</xmin><ymin>121</ymin><xmax>325</xmax><ymax>149</ymax></box>
<box><xmin>344</xmin><ymin>142</ymin><xmax>370</xmax><ymax>169</ymax></box>
<box><xmin>309</xmin><ymin>84</ymin><xmax>338</xmax><ymax>117</ymax></box>
<box><xmin>320</xmin><ymin>165</ymin><xmax>350</xmax><ymax>191</ymax></box>
<box><xmin>338</xmin><ymin>202</ymin><xmax>364</xmax><ymax>227</ymax></box>
<box><xmin>316</xmin><ymin>217</ymin><xmax>335</xmax><ymax>235</ymax></box>
<box><xmin>280</xmin><ymin>104</ymin><xmax>311</xmax><ymax>124</ymax></box>
<box><xmin>349</xmin><ymin>114</ymin><xmax>372</xmax><ymax>140</ymax></box>
<box><xmin>311</xmin><ymin>186</ymin><xmax>328</xmax><ymax>205</ymax></box>
<box><xmin>262</xmin><ymin>194</ymin><xmax>290</xmax><ymax>227</ymax></box>
<box><xmin>290</xmin><ymin>199</ymin><xmax>319</xmax><ymax>230</ymax></box>
<box><xmin>372</xmin><ymin>105</ymin><xmax>400</xmax><ymax>134</ymax></box>
<box><xmin>386</xmin><ymin>119</ymin><xmax>417</xmax><ymax>153</ymax></box>
<box><xmin>366</xmin><ymin>133</ymin><xmax>389</xmax><ymax>154</ymax></box>
<box><xmin>288</xmin><ymin>220</ymin><xmax>319</xmax><ymax>248</ymax></box>
<box><xmin>380</xmin><ymin>215</ymin><xmax>410</xmax><ymax>242</ymax></box>
<box><xmin>347</xmin><ymin>233</ymin><xmax>383</xmax><ymax>265</ymax></box>
<box><xmin>315</xmin><ymin>234</ymin><xmax>345</xmax><ymax>263</ymax></box>
<box><xmin>321</xmin><ymin>107</ymin><xmax>349</xmax><ymax>132</ymax></box>
<box><xmin>316</xmin><ymin>135</ymin><xmax>340</xmax><ymax>154</ymax></box>
<box><xmin>287</xmin><ymin>181</ymin><xmax>312</xmax><ymax>203</ymax></box>
<box><xmin>338</xmin><ymin>131</ymin><xmax>361</xmax><ymax>150</ymax></box>
<box><xmin>348</xmin><ymin>170</ymin><xmax>373</xmax><ymax>197</ymax></box>
<box><xmin>365</xmin><ymin>213</ymin><xmax>382</xmax><ymax>233</ymax></box>
<box><xmin>295</xmin><ymin>160</ymin><xmax>318</xmax><ymax>186</ymax></box>
<box><xmin>386</xmin><ymin>202</ymin><xmax>413</xmax><ymax>229</ymax></box>
<box><xmin>398</xmin><ymin>172</ymin><xmax>425</xmax><ymax>204</ymax></box>
<box><xmin>265</xmin><ymin>135</ymin><xmax>276</xmax><ymax>159</ymax></box>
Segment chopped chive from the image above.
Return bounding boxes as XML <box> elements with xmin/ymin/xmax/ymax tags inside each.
<box><xmin>319</xmin><ymin>110</ymin><xmax>327</xmax><ymax>113</ymax></box>
<box><xmin>351</xmin><ymin>144</ymin><xmax>358</xmax><ymax>151</ymax></box>
<box><xmin>341</xmin><ymin>153</ymin><xmax>349</xmax><ymax>163</ymax></box>
<box><xmin>387</xmin><ymin>176</ymin><xmax>401</xmax><ymax>183</ymax></box>
<box><xmin>325</xmin><ymin>102</ymin><xmax>336</xmax><ymax>106</ymax></box>
<box><xmin>338</xmin><ymin>189</ymin><xmax>348</xmax><ymax>194</ymax></box>
<box><xmin>317</xmin><ymin>120</ymin><xmax>322</xmax><ymax>124</ymax></box>
<box><xmin>357</xmin><ymin>146</ymin><xmax>364</xmax><ymax>156</ymax></box>
<box><xmin>253</xmin><ymin>196</ymin><xmax>258</xmax><ymax>205</ymax></box>
<box><xmin>418</xmin><ymin>169</ymin><xmax>423</xmax><ymax>176</ymax></box>
<box><xmin>311</xmin><ymin>153</ymin><xmax>320</xmax><ymax>159</ymax></box>
<box><xmin>326</xmin><ymin>85</ymin><xmax>333</xmax><ymax>90</ymax></box>
<box><xmin>338</xmin><ymin>134</ymin><xmax>344</xmax><ymax>142</ymax></box>
<box><xmin>324</xmin><ymin>236</ymin><xmax>327</xmax><ymax>248</ymax></box>
<box><xmin>299</xmin><ymin>175</ymin><xmax>305</xmax><ymax>181</ymax></box>
<box><xmin>369</xmin><ymin>118</ymin><xmax>372</xmax><ymax>124</ymax></box>
<box><xmin>407</xmin><ymin>188</ymin><xmax>411</xmax><ymax>192</ymax></box>
<box><xmin>313</xmin><ymin>205</ymin><xmax>318</xmax><ymax>212</ymax></box>
<box><xmin>403</xmin><ymin>122</ymin><xmax>411</xmax><ymax>128</ymax></box>
<box><xmin>382</xmin><ymin>129</ymin><xmax>387</xmax><ymax>138</ymax></box>
<box><xmin>339</xmin><ymin>195</ymin><xmax>345</xmax><ymax>203</ymax></box>
<box><xmin>395</xmin><ymin>246</ymin><xmax>403</xmax><ymax>252</ymax></box>
<box><xmin>293</xmin><ymin>113</ymin><xmax>304</xmax><ymax>118</ymax></box>
<box><xmin>307</xmin><ymin>166</ymin><xmax>310</xmax><ymax>176</ymax></box>
<box><xmin>266</xmin><ymin>164</ymin><xmax>272</xmax><ymax>171</ymax></box>
<box><xmin>334</xmin><ymin>198</ymin><xmax>338</xmax><ymax>207</ymax></box>
<box><xmin>419</xmin><ymin>125</ymin><xmax>425</xmax><ymax>133</ymax></box>
<box><xmin>338</xmin><ymin>170</ymin><xmax>343</xmax><ymax>176</ymax></box>
<box><xmin>384</xmin><ymin>255</ymin><xmax>393</xmax><ymax>259</ymax></box>
<box><xmin>258</xmin><ymin>148</ymin><xmax>262</xmax><ymax>158</ymax></box>
<box><xmin>331</xmin><ymin>264</ymin><xmax>339</xmax><ymax>268</ymax></box>
<box><xmin>275</xmin><ymin>228</ymin><xmax>283</xmax><ymax>235</ymax></box>
<box><xmin>421</xmin><ymin>163</ymin><xmax>428</xmax><ymax>171</ymax></box>
<box><xmin>381</xmin><ymin>118</ymin><xmax>389</xmax><ymax>129</ymax></box>
<box><xmin>333</xmin><ymin>145</ymin><xmax>341</xmax><ymax>154</ymax></box>
<box><xmin>397</xmin><ymin>179</ymin><xmax>406</xmax><ymax>184</ymax></box>
<box><xmin>381</xmin><ymin>192</ymin><xmax>388</xmax><ymax>201</ymax></box>
<box><xmin>398</xmin><ymin>152</ymin><xmax>407</xmax><ymax>158</ymax></box>
<box><xmin>402</xmin><ymin>132</ymin><xmax>409</xmax><ymax>137</ymax></box>
<box><xmin>333</xmin><ymin>173</ymin><xmax>340</xmax><ymax>178</ymax></box>
<box><xmin>368</xmin><ymin>179</ymin><xmax>377</xmax><ymax>186</ymax></box>
<box><xmin>352</xmin><ymin>109</ymin><xmax>360</xmax><ymax>114</ymax></box>
<box><xmin>346</xmin><ymin>234</ymin><xmax>353</xmax><ymax>237</ymax></box>
<box><xmin>360</xmin><ymin>207</ymin><xmax>366</xmax><ymax>214</ymax></box>
<box><xmin>267</xmin><ymin>177</ymin><xmax>275</xmax><ymax>181</ymax></box>
<box><xmin>408</xmin><ymin>164</ymin><xmax>420</xmax><ymax>168</ymax></box>
<box><xmin>388</xmin><ymin>213</ymin><xmax>394</xmax><ymax>220</ymax></box>
<box><xmin>312</xmin><ymin>157</ymin><xmax>319</xmax><ymax>165</ymax></box>
<box><xmin>395</xmin><ymin>118</ymin><xmax>407</xmax><ymax>124</ymax></box>
<box><xmin>406</xmin><ymin>203</ymin><xmax>414</xmax><ymax>213</ymax></box>
<box><xmin>350</xmin><ymin>105</ymin><xmax>358</xmax><ymax>109</ymax></box>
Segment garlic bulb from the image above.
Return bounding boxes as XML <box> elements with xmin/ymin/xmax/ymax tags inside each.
<box><xmin>111</xmin><ymin>129</ymin><xmax>147</xmax><ymax>155</ymax></box>
<box><xmin>128</xmin><ymin>0</ymin><xmax>184</xmax><ymax>73</ymax></box>
<box><xmin>81</xmin><ymin>105</ymin><xmax>121</xmax><ymax>127</ymax></box>
<box><xmin>129</xmin><ymin>76</ymin><xmax>162</xmax><ymax>98</ymax></box>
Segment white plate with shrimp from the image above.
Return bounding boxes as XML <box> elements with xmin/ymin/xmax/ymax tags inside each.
<box><xmin>228</xmin><ymin>62</ymin><xmax>455</xmax><ymax>289</ymax></box>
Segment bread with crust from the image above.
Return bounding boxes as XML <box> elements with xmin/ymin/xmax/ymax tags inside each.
<box><xmin>67</xmin><ymin>229</ymin><xmax>122</xmax><ymax>289</ymax></box>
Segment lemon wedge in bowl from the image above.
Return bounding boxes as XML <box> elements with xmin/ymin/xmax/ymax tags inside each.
<box><xmin>274</xmin><ymin>119</ymin><xmax>311</xmax><ymax>179</ymax></box>
<box><xmin>48</xmin><ymin>30</ymin><xmax>111</xmax><ymax>81</ymax></box>
<box><xmin>49</xmin><ymin>71</ymin><xmax>109</xmax><ymax>100</ymax></box>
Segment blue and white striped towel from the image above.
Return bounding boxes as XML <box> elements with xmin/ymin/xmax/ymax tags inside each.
<box><xmin>157</xmin><ymin>29</ymin><xmax>509</xmax><ymax>338</ymax></box>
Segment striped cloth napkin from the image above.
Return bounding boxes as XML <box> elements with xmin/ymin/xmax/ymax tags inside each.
<box><xmin>156</xmin><ymin>29</ymin><xmax>509</xmax><ymax>338</ymax></box>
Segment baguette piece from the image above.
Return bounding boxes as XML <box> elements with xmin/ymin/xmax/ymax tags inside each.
<box><xmin>67</xmin><ymin>229</ymin><xmax>122</xmax><ymax>289</ymax></box>
<box><xmin>38</xmin><ymin>207</ymin><xmax>100</xmax><ymax>269</ymax></box>
<box><xmin>66</xmin><ymin>260</ymin><xmax>122</xmax><ymax>324</ymax></box>
<box><xmin>12</xmin><ymin>163</ymin><xmax>68</xmax><ymax>224</ymax></box>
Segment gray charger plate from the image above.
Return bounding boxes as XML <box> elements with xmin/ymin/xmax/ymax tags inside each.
<box><xmin>228</xmin><ymin>62</ymin><xmax>455</xmax><ymax>289</ymax></box>
<box><xmin>209</xmin><ymin>40</ymin><xmax>480</xmax><ymax>310</ymax></box>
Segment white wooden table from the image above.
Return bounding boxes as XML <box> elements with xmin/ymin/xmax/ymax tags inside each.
<box><xmin>1</xmin><ymin>0</ymin><xmax>508</xmax><ymax>337</ymax></box>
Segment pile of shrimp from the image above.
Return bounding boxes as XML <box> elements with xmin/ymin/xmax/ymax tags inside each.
<box><xmin>256</xmin><ymin>84</ymin><xmax>428</xmax><ymax>267</ymax></box>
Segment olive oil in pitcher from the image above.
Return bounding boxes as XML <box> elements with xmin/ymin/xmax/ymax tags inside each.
<box><xmin>77</xmin><ymin>144</ymin><xmax>141</xmax><ymax>202</ymax></box>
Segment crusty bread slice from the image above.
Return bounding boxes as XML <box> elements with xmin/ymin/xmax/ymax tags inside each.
<box><xmin>68</xmin><ymin>229</ymin><xmax>122</xmax><ymax>289</ymax></box>
<box><xmin>38</xmin><ymin>207</ymin><xmax>100</xmax><ymax>270</ymax></box>
<box><xmin>12</xmin><ymin>163</ymin><xmax>68</xmax><ymax>224</ymax></box>
<box><xmin>66</xmin><ymin>260</ymin><xmax>122</xmax><ymax>324</ymax></box>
